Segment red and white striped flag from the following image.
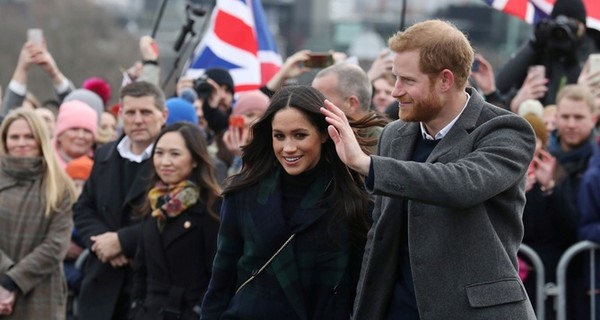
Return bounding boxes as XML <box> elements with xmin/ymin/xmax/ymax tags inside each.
<box><xmin>483</xmin><ymin>0</ymin><xmax>600</xmax><ymax>31</ymax></box>
<box><xmin>183</xmin><ymin>0</ymin><xmax>282</xmax><ymax>93</ymax></box>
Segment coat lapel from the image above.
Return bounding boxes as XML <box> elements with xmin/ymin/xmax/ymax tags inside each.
<box><xmin>160</xmin><ymin>205</ymin><xmax>202</xmax><ymax>249</ymax></box>
<box><xmin>247</xmin><ymin>168</ymin><xmax>332</xmax><ymax>320</ymax></box>
<box><xmin>392</xmin><ymin>121</ymin><xmax>420</xmax><ymax>161</ymax></box>
<box><xmin>251</xmin><ymin>169</ymin><xmax>289</xmax><ymax>253</ymax></box>
<box><xmin>142</xmin><ymin>216</ymin><xmax>169</xmax><ymax>277</ymax></box>
<box><xmin>121</xmin><ymin>161</ymin><xmax>152</xmax><ymax>212</ymax></box>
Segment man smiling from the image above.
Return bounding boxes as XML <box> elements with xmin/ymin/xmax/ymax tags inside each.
<box><xmin>322</xmin><ymin>19</ymin><xmax>536</xmax><ymax>319</ymax></box>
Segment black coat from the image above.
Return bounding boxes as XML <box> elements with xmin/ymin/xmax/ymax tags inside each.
<box><xmin>131</xmin><ymin>202</ymin><xmax>219</xmax><ymax>320</ymax></box>
<box><xmin>496</xmin><ymin>30</ymin><xmax>600</xmax><ymax>106</ymax></box>
<box><xmin>73</xmin><ymin>140</ymin><xmax>152</xmax><ymax>320</ymax></box>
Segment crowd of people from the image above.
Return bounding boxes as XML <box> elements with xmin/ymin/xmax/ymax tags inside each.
<box><xmin>1</xmin><ymin>0</ymin><xmax>600</xmax><ymax>318</ymax></box>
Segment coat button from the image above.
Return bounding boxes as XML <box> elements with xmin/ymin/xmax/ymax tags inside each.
<box><xmin>184</xmin><ymin>221</ymin><xmax>191</xmax><ymax>229</ymax></box>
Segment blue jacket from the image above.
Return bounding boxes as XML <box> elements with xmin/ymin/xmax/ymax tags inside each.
<box><xmin>578</xmin><ymin>143</ymin><xmax>600</xmax><ymax>243</ymax></box>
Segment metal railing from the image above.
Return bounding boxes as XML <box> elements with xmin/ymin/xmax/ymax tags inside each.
<box><xmin>519</xmin><ymin>244</ymin><xmax>547</xmax><ymax>320</ymax></box>
<box><xmin>520</xmin><ymin>241</ymin><xmax>600</xmax><ymax>320</ymax></box>
<box><xmin>556</xmin><ymin>241</ymin><xmax>600</xmax><ymax>320</ymax></box>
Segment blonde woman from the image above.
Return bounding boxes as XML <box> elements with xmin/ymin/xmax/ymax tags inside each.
<box><xmin>0</xmin><ymin>108</ymin><xmax>75</xmax><ymax>319</ymax></box>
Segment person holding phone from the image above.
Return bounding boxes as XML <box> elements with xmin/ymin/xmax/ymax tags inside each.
<box><xmin>496</xmin><ymin>0</ymin><xmax>600</xmax><ymax>107</ymax></box>
<box><xmin>222</xmin><ymin>90</ymin><xmax>270</xmax><ymax>175</ymax></box>
<box><xmin>578</xmin><ymin>54</ymin><xmax>600</xmax><ymax>124</ymax></box>
<box><xmin>2</xmin><ymin>29</ymin><xmax>76</xmax><ymax>115</ymax></box>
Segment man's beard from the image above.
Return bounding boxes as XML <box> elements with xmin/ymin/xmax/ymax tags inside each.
<box><xmin>399</xmin><ymin>85</ymin><xmax>444</xmax><ymax>123</ymax></box>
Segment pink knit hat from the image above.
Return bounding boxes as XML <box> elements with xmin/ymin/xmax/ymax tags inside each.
<box><xmin>54</xmin><ymin>100</ymin><xmax>98</xmax><ymax>140</ymax></box>
<box><xmin>232</xmin><ymin>90</ymin><xmax>269</xmax><ymax>116</ymax></box>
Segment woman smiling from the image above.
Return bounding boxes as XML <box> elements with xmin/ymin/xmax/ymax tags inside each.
<box><xmin>0</xmin><ymin>108</ymin><xmax>75</xmax><ymax>319</ymax></box>
<box><xmin>130</xmin><ymin>122</ymin><xmax>221</xmax><ymax>320</ymax></box>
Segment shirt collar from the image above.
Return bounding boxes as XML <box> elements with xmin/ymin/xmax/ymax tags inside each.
<box><xmin>420</xmin><ymin>91</ymin><xmax>471</xmax><ymax>141</ymax></box>
<box><xmin>116</xmin><ymin>136</ymin><xmax>153</xmax><ymax>163</ymax></box>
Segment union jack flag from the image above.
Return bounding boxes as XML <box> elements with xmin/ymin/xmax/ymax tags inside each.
<box><xmin>483</xmin><ymin>0</ymin><xmax>600</xmax><ymax>31</ymax></box>
<box><xmin>183</xmin><ymin>0</ymin><xmax>282</xmax><ymax>93</ymax></box>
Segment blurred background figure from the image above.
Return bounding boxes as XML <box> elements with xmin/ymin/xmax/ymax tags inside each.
<box><xmin>52</xmin><ymin>100</ymin><xmax>97</xmax><ymax>168</ymax></box>
<box><xmin>64</xmin><ymin>155</ymin><xmax>94</xmax><ymax>320</ymax></box>
<box><xmin>96</xmin><ymin>111</ymin><xmax>119</xmax><ymax>148</ymax></box>
<box><xmin>165</xmin><ymin>97</ymin><xmax>199</xmax><ymax>126</ymax></box>
<box><xmin>33</xmin><ymin>106</ymin><xmax>57</xmax><ymax>138</ymax></box>
<box><xmin>222</xmin><ymin>90</ymin><xmax>270</xmax><ymax>175</ymax></box>
<box><xmin>0</xmin><ymin>108</ymin><xmax>75</xmax><ymax>319</ymax></box>
<box><xmin>496</xmin><ymin>0</ymin><xmax>600</xmax><ymax>107</ymax></box>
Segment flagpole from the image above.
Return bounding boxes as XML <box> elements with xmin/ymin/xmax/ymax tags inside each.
<box><xmin>151</xmin><ymin>0</ymin><xmax>170</xmax><ymax>38</ymax></box>
<box><xmin>399</xmin><ymin>0</ymin><xmax>407</xmax><ymax>31</ymax></box>
<box><xmin>161</xmin><ymin>4</ymin><xmax>215</xmax><ymax>89</ymax></box>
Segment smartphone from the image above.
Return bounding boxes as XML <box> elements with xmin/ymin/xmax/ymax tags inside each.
<box><xmin>589</xmin><ymin>54</ymin><xmax>600</xmax><ymax>74</ymax></box>
<box><xmin>27</xmin><ymin>28</ymin><xmax>43</xmax><ymax>45</ymax></box>
<box><xmin>229</xmin><ymin>115</ymin><xmax>245</xmax><ymax>129</ymax></box>
<box><xmin>304</xmin><ymin>53</ymin><xmax>334</xmax><ymax>69</ymax></box>
<box><xmin>528</xmin><ymin>65</ymin><xmax>546</xmax><ymax>80</ymax></box>
<box><xmin>471</xmin><ymin>59</ymin><xmax>480</xmax><ymax>72</ymax></box>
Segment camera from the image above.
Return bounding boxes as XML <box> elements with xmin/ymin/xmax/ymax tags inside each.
<box><xmin>534</xmin><ymin>15</ymin><xmax>579</xmax><ymax>55</ymax></box>
<box><xmin>193</xmin><ymin>74</ymin><xmax>213</xmax><ymax>98</ymax></box>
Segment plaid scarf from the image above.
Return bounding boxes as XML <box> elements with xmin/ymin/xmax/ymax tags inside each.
<box><xmin>148</xmin><ymin>180</ymin><xmax>199</xmax><ymax>231</ymax></box>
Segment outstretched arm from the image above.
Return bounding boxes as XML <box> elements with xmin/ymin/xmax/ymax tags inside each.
<box><xmin>2</xmin><ymin>42</ymin><xmax>36</xmax><ymax>115</ymax></box>
<box><xmin>264</xmin><ymin>50</ymin><xmax>312</xmax><ymax>93</ymax></box>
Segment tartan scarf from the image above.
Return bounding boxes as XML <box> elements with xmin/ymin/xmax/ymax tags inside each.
<box><xmin>148</xmin><ymin>180</ymin><xmax>199</xmax><ymax>231</ymax></box>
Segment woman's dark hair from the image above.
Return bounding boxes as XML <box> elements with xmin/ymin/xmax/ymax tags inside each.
<box><xmin>139</xmin><ymin>122</ymin><xmax>222</xmax><ymax>220</ymax></box>
<box><xmin>224</xmin><ymin>85</ymin><xmax>370</xmax><ymax>237</ymax></box>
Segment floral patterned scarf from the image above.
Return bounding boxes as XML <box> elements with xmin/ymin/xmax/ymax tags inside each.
<box><xmin>148</xmin><ymin>180</ymin><xmax>199</xmax><ymax>231</ymax></box>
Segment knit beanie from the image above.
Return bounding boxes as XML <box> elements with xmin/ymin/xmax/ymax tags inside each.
<box><xmin>551</xmin><ymin>0</ymin><xmax>587</xmax><ymax>24</ymax></box>
<box><xmin>82</xmin><ymin>77</ymin><xmax>112</xmax><ymax>106</ymax></box>
<box><xmin>232</xmin><ymin>90</ymin><xmax>269</xmax><ymax>116</ymax></box>
<box><xmin>166</xmin><ymin>97</ymin><xmax>199</xmax><ymax>126</ymax></box>
<box><xmin>205</xmin><ymin>68</ymin><xmax>235</xmax><ymax>94</ymax></box>
<box><xmin>518</xmin><ymin>99</ymin><xmax>544</xmax><ymax>119</ymax></box>
<box><xmin>65</xmin><ymin>156</ymin><xmax>94</xmax><ymax>181</ymax></box>
<box><xmin>54</xmin><ymin>100</ymin><xmax>98</xmax><ymax>140</ymax></box>
<box><xmin>64</xmin><ymin>89</ymin><xmax>104</xmax><ymax>124</ymax></box>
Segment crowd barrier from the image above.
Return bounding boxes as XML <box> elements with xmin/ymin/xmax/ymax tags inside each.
<box><xmin>520</xmin><ymin>240</ymin><xmax>600</xmax><ymax>320</ymax></box>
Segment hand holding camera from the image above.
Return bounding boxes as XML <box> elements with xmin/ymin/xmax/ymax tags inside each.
<box><xmin>532</xmin><ymin>15</ymin><xmax>579</xmax><ymax>55</ymax></box>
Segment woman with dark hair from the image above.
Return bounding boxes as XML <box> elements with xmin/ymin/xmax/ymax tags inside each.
<box><xmin>200</xmin><ymin>85</ymin><xmax>371</xmax><ymax>319</ymax></box>
<box><xmin>130</xmin><ymin>122</ymin><xmax>221</xmax><ymax>320</ymax></box>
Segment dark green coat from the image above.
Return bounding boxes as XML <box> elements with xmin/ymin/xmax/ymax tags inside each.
<box><xmin>201</xmin><ymin>168</ymin><xmax>364</xmax><ymax>320</ymax></box>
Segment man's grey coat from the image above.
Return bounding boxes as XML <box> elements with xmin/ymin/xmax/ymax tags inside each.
<box><xmin>353</xmin><ymin>88</ymin><xmax>537</xmax><ymax>319</ymax></box>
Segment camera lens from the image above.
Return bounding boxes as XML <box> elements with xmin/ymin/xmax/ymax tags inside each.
<box><xmin>551</xmin><ymin>27</ymin><xmax>568</xmax><ymax>40</ymax></box>
<box><xmin>193</xmin><ymin>75</ymin><xmax>213</xmax><ymax>98</ymax></box>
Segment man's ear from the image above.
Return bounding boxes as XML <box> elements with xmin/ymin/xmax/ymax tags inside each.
<box><xmin>348</xmin><ymin>95</ymin><xmax>361</xmax><ymax>113</ymax></box>
<box><xmin>439</xmin><ymin>69</ymin><xmax>455</xmax><ymax>92</ymax></box>
<box><xmin>162</xmin><ymin>109</ymin><xmax>169</xmax><ymax>124</ymax></box>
